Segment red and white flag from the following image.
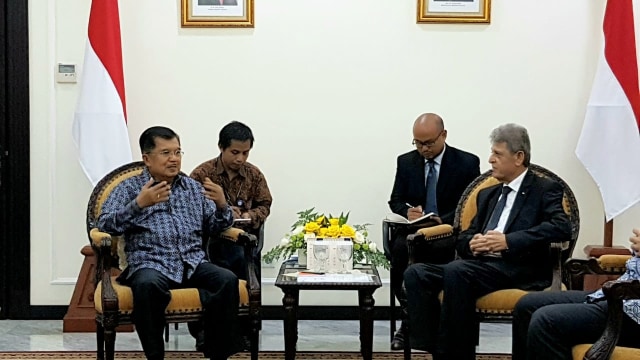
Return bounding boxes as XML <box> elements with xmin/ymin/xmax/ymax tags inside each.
<box><xmin>72</xmin><ymin>0</ymin><xmax>132</xmax><ymax>186</ymax></box>
<box><xmin>576</xmin><ymin>0</ymin><xmax>640</xmax><ymax>221</ymax></box>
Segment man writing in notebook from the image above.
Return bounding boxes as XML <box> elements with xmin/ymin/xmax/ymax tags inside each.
<box><xmin>404</xmin><ymin>123</ymin><xmax>571</xmax><ymax>360</ymax></box>
<box><xmin>386</xmin><ymin>113</ymin><xmax>480</xmax><ymax>350</ymax></box>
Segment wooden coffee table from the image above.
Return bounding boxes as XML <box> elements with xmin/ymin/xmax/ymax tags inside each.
<box><xmin>274</xmin><ymin>261</ymin><xmax>383</xmax><ymax>360</ymax></box>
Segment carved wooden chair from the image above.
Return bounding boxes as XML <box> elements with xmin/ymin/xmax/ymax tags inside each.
<box><xmin>563</xmin><ymin>254</ymin><xmax>640</xmax><ymax>360</ymax></box>
<box><xmin>87</xmin><ymin>161</ymin><xmax>261</xmax><ymax>360</ymax></box>
<box><xmin>405</xmin><ymin>164</ymin><xmax>580</xmax><ymax>355</ymax></box>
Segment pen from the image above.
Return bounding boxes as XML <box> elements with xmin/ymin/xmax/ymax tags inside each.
<box><xmin>405</xmin><ymin>203</ymin><xmax>416</xmax><ymax>208</ymax></box>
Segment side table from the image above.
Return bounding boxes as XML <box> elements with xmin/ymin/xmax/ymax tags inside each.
<box><xmin>274</xmin><ymin>261</ymin><xmax>383</xmax><ymax>360</ymax></box>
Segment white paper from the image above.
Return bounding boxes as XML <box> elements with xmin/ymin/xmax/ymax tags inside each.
<box><xmin>296</xmin><ymin>273</ymin><xmax>373</xmax><ymax>283</ymax></box>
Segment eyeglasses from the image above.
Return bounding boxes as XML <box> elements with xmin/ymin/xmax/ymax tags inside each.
<box><xmin>412</xmin><ymin>131</ymin><xmax>444</xmax><ymax>148</ymax></box>
<box><xmin>147</xmin><ymin>150</ymin><xmax>185</xmax><ymax>158</ymax></box>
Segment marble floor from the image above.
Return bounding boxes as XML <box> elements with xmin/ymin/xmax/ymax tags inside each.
<box><xmin>0</xmin><ymin>320</ymin><xmax>511</xmax><ymax>354</ymax></box>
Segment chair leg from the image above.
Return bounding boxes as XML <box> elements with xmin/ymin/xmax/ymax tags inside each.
<box><xmin>104</xmin><ymin>326</ymin><xmax>116</xmax><ymax>360</ymax></box>
<box><xmin>96</xmin><ymin>321</ymin><xmax>105</xmax><ymax>360</ymax></box>
<box><xmin>248</xmin><ymin>312</ymin><xmax>260</xmax><ymax>360</ymax></box>
<box><xmin>390</xmin><ymin>273</ymin><xmax>396</xmax><ymax>342</ymax></box>
<box><xmin>164</xmin><ymin>323</ymin><xmax>169</xmax><ymax>343</ymax></box>
<box><xmin>403</xmin><ymin>320</ymin><xmax>411</xmax><ymax>360</ymax></box>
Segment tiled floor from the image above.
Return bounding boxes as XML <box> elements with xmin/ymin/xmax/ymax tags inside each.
<box><xmin>0</xmin><ymin>320</ymin><xmax>511</xmax><ymax>353</ymax></box>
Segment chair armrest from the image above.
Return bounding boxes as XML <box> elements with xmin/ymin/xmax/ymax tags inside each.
<box><xmin>90</xmin><ymin>228</ymin><xmax>112</xmax><ymax>248</ymax></box>
<box><xmin>406</xmin><ymin>224</ymin><xmax>455</xmax><ymax>265</ymax></box>
<box><xmin>598</xmin><ymin>255</ymin><xmax>632</xmax><ymax>272</ymax></box>
<box><xmin>585</xmin><ymin>280</ymin><xmax>640</xmax><ymax>360</ymax></box>
<box><xmin>88</xmin><ymin>228</ymin><xmax>121</xmax><ymax>314</ymax></box>
<box><xmin>415</xmin><ymin>224</ymin><xmax>454</xmax><ymax>239</ymax></box>
<box><xmin>563</xmin><ymin>257</ymin><xmax>628</xmax><ymax>291</ymax></box>
<box><xmin>219</xmin><ymin>227</ymin><xmax>245</xmax><ymax>242</ymax></box>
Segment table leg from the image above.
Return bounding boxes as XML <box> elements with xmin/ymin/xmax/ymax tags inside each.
<box><xmin>358</xmin><ymin>289</ymin><xmax>375</xmax><ymax>360</ymax></box>
<box><xmin>282</xmin><ymin>289</ymin><xmax>299</xmax><ymax>360</ymax></box>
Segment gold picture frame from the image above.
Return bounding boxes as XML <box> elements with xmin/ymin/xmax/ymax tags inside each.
<box><xmin>181</xmin><ymin>0</ymin><xmax>254</xmax><ymax>28</ymax></box>
<box><xmin>417</xmin><ymin>0</ymin><xmax>491</xmax><ymax>24</ymax></box>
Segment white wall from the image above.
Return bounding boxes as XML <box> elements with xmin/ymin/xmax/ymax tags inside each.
<box><xmin>28</xmin><ymin>0</ymin><xmax>640</xmax><ymax>306</ymax></box>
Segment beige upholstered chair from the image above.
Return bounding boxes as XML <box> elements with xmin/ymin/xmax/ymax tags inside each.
<box><xmin>406</xmin><ymin>164</ymin><xmax>580</xmax><ymax>345</ymax></box>
<box><xmin>87</xmin><ymin>161</ymin><xmax>261</xmax><ymax>360</ymax></box>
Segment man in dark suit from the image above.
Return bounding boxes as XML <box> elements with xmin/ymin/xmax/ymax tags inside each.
<box><xmin>404</xmin><ymin>123</ymin><xmax>571</xmax><ymax>360</ymax></box>
<box><xmin>387</xmin><ymin>113</ymin><xmax>480</xmax><ymax>350</ymax></box>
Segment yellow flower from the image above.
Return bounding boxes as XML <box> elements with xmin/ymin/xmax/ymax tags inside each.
<box><xmin>340</xmin><ymin>225</ymin><xmax>356</xmax><ymax>238</ymax></box>
<box><xmin>329</xmin><ymin>218</ymin><xmax>339</xmax><ymax>226</ymax></box>
<box><xmin>304</xmin><ymin>222</ymin><xmax>320</xmax><ymax>233</ymax></box>
<box><xmin>315</xmin><ymin>215</ymin><xmax>326</xmax><ymax>224</ymax></box>
<box><xmin>325</xmin><ymin>225</ymin><xmax>341</xmax><ymax>237</ymax></box>
<box><xmin>318</xmin><ymin>227</ymin><xmax>328</xmax><ymax>237</ymax></box>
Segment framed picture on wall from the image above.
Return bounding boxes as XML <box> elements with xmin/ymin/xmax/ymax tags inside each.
<box><xmin>417</xmin><ymin>0</ymin><xmax>491</xmax><ymax>24</ymax></box>
<box><xmin>181</xmin><ymin>0</ymin><xmax>254</xmax><ymax>28</ymax></box>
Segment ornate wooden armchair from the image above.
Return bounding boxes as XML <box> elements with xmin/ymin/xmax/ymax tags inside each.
<box><xmin>563</xmin><ymin>254</ymin><xmax>639</xmax><ymax>360</ymax></box>
<box><xmin>87</xmin><ymin>162</ymin><xmax>261</xmax><ymax>360</ymax></box>
<box><xmin>405</xmin><ymin>164</ymin><xmax>580</xmax><ymax>351</ymax></box>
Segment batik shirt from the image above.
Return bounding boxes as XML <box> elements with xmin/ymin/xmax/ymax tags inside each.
<box><xmin>588</xmin><ymin>253</ymin><xmax>640</xmax><ymax>324</ymax></box>
<box><xmin>97</xmin><ymin>168</ymin><xmax>234</xmax><ymax>283</ymax></box>
<box><xmin>190</xmin><ymin>157</ymin><xmax>272</xmax><ymax>231</ymax></box>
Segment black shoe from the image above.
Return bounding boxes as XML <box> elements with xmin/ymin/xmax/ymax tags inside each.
<box><xmin>390</xmin><ymin>327</ymin><xmax>405</xmax><ymax>351</ymax></box>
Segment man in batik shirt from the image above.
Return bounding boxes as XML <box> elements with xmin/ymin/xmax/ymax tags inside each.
<box><xmin>191</xmin><ymin>120</ymin><xmax>272</xmax><ymax>279</ymax></box>
<box><xmin>97</xmin><ymin>126</ymin><xmax>239</xmax><ymax>360</ymax></box>
<box><xmin>189</xmin><ymin>121</ymin><xmax>272</xmax><ymax>351</ymax></box>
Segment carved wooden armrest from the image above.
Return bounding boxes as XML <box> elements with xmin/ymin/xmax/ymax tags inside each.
<box><xmin>585</xmin><ymin>280</ymin><xmax>640</xmax><ymax>360</ymax></box>
<box><xmin>564</xmin><ymin>256</ymin><xmax>629</xmax><ymax>291</ymax></box>
<box><xmin>89</xmin><ymin>228</ymin><xmax>120</xmax><ymax>313</ymax></box>
<box><xmin>406</xmin><ymin>224</ymin><xmax>455</xmax><ymax>265</ymax></box>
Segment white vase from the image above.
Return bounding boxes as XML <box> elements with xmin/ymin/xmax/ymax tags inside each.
<box><xmin>297</xmin><ymin>248</ymin><xmax>307</xmax><ymax>267</ymax></box>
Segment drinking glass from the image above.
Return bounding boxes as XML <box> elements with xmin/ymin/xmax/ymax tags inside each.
<box><xmin>337</xmin><ymin>246</ymin><xmax>353</xmax><ymax>273</ymax></box>
<box><xmin>313</xmin><ymin>243</ymin><xmax>330</xmax><ymax>272</ymax></box>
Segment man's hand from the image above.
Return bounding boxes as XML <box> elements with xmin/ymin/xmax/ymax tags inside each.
<box><xmin>469</xmin><ymin>231</ymin><xmax>507</xmax><ymax>256</ymax></box>
<box><xmin>136</xmin><ymin>178</ymin><xmax>171</xmax><ymax>208</ymax></box>
<box><xmin>230</xmin><ymin>206</ymin><xmax>242</xmax><ymax>219</ymax></box>
<box><xmin>469</xmin><ymin>233</ymin><xmax>490</xmax><ymax>256</ymax></box>
<box><xmin>407</xmin><ymin>206</ymin><xmax>424</xmax><ymax>221</ymax></box>
<box><xmin>630</xmin><ymin>228</ymin><xmax>640</xmax><ymax>255</ymax></box>
<box><xmin>202</xmin><ymin>177</ymin><xmax>227</xmax><ymax>209</ymax></box>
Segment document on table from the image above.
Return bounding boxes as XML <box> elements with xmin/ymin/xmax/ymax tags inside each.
<box><xmin>288</xmin><ymin>273</ymin><xmax>374</xmax><ymax>283</ymax></box>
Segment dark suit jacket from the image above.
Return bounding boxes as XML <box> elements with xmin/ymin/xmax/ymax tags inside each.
<box><xmin>456</xmin><ymin>170</ymin><xmax>571</xmax><ymax>290</ymax></box>
<box><xmin>389</xmin><ymin>145</ymin><xmax>480</xmax><ymax>226</ymax></box>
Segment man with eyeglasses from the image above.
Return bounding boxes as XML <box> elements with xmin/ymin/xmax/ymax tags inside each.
<box><xmin>97</xmin><ymin>126</ymin><xmax>243</xmax><ymax>360</ymax></box>
<box><xmin>189</xmin><ymin>121</ymin><xmax>272</xmax><ymax>351</ymax></box>
<box><xmin>387</xmin><ymin>112</ymin><xmax>480</xmax><ymax>350</ymax></box>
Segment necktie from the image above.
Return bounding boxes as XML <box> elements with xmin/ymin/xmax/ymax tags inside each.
<box><xmin>483</xmin><ymin>186</ymin><xmax>512</xmax><ymax>233</ymax></box>
<box><xmin>424</xmin><ymin>160</ymin><xmax>438</xmax><ymax>215</ymax></box>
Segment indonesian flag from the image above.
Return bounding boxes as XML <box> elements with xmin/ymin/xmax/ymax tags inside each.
<box><xmin>575</xmin><ymin>0</ymin><xmax>640</xmax><ymax>221</ymax></box>
<box><xmin>72</xmin><ymin>0</ymin><xmax>132</xmax><ymax>186</ymax></box>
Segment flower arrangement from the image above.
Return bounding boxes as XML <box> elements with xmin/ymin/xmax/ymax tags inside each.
<box><xmin>263</xmin><ymin>208</ymin><xmax>390</xmax><ymax>270</ymax></box>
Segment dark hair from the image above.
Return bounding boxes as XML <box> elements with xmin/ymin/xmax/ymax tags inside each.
<box><xmin>218</xmin><ymin>121</ymin><xmax>254</xmax><ymax>150</ymax></box>
<box><xmin>139</xmin><ymin>126</ymin><xmax>180</xmax><ymax>154</ymax></box>
<box><xmin>489</xmin><ymin>123</ymin><xmax>531</xmax><ymax>166</ymax></box>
